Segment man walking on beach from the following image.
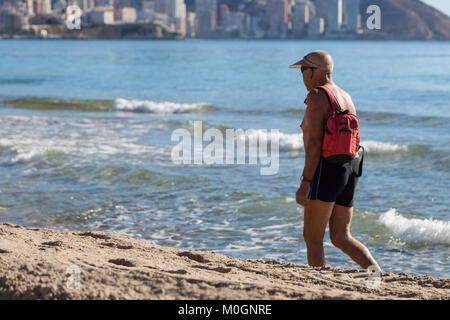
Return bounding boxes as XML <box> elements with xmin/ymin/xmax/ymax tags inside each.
<box><xmin>290</xmin><ymin>51</ymin><xmax>381</xmax><ymax>271</ymax></box>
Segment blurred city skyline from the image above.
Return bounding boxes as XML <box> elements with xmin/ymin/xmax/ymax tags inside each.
<box><xmin>0</xmin><ymin>0</ymin><xmax>449</xmax><ymax>39</ymax></box>
<box><xmin>0</xmin><ymin>0</ymin><xmax>374</xmax><ymax>39</ymax></box>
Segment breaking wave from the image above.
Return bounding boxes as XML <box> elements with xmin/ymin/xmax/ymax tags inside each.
<box><xmin>113</xmin><ymin>98</ymin><xmax>213</xmax><ymax>114</ymax></box>
<box><xmin>233</xmin><ymin>131</ymin><xmax>414</xmax><ymax>154</ymax></box>
<box><xmin>0</xmin><ymin>97</ymin><xmax>214</xmax><ymax>114</ymax></box>
<box><xmin>236</xmin><ymin>130</ymin><xmax>303</xmax><ymax>151</ymax></box>
<box><xmin>360</xmin><ymin>140</ymin><xmax>408</xmax><ymax>153</ymax></box>
<box><xmin>377</xmin><ymin>209</ymin><xmax>450</xmax><ymax>247</ymax></box>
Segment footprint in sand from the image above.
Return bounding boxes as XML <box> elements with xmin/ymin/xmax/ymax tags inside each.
<box><xmin>108</xmin><ymin>258</ymin><xmax>136</xmax><ymax>267</ymax></box>
<box><xmin>101</xmin><ymin>242</ymin><xmax>116</xmax><ymax>247</ymax></box>
<box><xmin>117</xmin><ymin>245</ymin><xmax>133</xmax><ymax>250</ymax></box>
<box><xmin>100</xmin><ymin>242</ymin><xmax>134</xmax><ymax>249</ymax></box>
<box><xmin>192</xmin><ymin>265</ymin><xmax>232</xmax><ymax>274</ymax></box>
<box><xmin>41</xmin><ymin>241</ymin><xmax>63</xmax><ymax>247</ymax></box>
<box><xmin>167</xmin><ymin>269</ymin><xmax>188</xmax><ymax>275</ymax></box>
<box><xmin>177</xmin><ymin>251</ymin><xmax>209</xmax><ymax>263</ymax></box>
<box><xmin>78</xmin><ymin>231</ymin><xmax>111</xmax><ymax>240</ymax></box>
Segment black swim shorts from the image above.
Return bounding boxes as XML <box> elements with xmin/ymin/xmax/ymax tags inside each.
<box><xmin>308</xmin><ymin>151</ymin><xmax>363</xmax><ymax>207</ymax></box>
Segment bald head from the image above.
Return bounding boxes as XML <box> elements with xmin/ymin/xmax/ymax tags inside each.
<box><xmin>306</xmin><ymin>50</ymin><xmax>334</xmax><ymax>74</ymax></box>
<box><xmin>290</xmin><ymin>50</ymin><xmax>335</xmax><ymax>90</ymax></box>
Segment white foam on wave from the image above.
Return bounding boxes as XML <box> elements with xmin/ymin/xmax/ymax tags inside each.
<box><xmin>275</xmin><ymin>132</ymin><xmax>303</xmax><ymax>151</ymax></box>
<box><xmin>236</xmin><ymin>129</ymin><xmax>303</xmax><ymax>151</ymax></box>
<box><xmin>0</xmin><ymin>138</ymin><xmax>56</xmax><ymax>163</ymax></box>
<box><xmin>234</xmin><ymin>131</ymin><xmax>407</xmax><ymax>153</ymax></box>
<box><xmin>377</xmin><ymin>208</ymin><xmax>450</xmax><ymax>246</ymax></box>
<box><xmin>0</xmin><ymin>116</ymin><xmax>168</xmax><ymax>164</ymax></box>
<box><xmin>0</xmin><ymin>137</ymin><xmax>158</xmax><ymax>164</ymax></box>
<box><xmin>113</xmin><ymin>98</ymin><xmax>208</xmax><ymax>114</ymax></box>
<box><xmin>361</xmin><ymin>140</ymin><xmax>408</xmax><ymax>153</ymax></box>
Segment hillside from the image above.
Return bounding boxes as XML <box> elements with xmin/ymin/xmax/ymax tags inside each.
<box><xmin>214</xmin><ymin>0</ymin><xmax>450</xmax><ymax>40</ymax></box>
<box><xmin>308</xmin><ymin>0</ymin><xmax>450</xmax><ymax>40</ymax></box>
<box><xmin>359</xmin><ymin>0</ymin><xmax>450</xmax><ymax>40</ymax></box>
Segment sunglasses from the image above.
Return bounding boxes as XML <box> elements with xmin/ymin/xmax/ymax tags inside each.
<box><xmin>301</xmin><ymin>66</ymin><xmax>317</xmax><ymax>73</ymax></box>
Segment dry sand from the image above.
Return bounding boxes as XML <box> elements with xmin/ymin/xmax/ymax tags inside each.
<box><xmin>0</xmin><ymin>222</ymin><xmax>448</xmax><ymax>300</ymax></box>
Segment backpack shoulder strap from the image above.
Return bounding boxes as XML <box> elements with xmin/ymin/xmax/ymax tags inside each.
<box><xmin>318</xmin><ymin>86</ymin><xmax>343</xmax><ymax>113</ymax></box>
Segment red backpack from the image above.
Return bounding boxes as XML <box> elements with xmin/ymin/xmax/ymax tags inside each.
<box><xmin>319</xmin><ymin>85</ymin><xmax>361</xmax><ymax>163</ymax></box>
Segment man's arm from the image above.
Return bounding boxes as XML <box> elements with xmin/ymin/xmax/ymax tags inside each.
<box><xmin>301</xmin><ymin>89</ymin><xmax>328</xmax><ymax>180</ymax></box>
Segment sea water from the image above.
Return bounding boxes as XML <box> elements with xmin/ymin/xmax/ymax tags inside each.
<box><xmin>0</xmin><ymin>40</ymin><xmax>448</xmax><ymax>278</ymax></box>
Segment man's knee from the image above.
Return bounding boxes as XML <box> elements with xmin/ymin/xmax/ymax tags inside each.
<box><xmin>303</xmin><ymin>231</ymin><xmax>324</xmax><ymax>247</ymax></box>
<box><xmin>330</xmin><ymin>232</ymin><xmax>350</xmax><ymax>249</ymax></box>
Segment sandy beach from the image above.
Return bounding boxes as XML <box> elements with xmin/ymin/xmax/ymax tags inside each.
<box><xmin>0</xmin><ymin>222</ymin><xmax>448</xmax><ymax>300</ymax></box>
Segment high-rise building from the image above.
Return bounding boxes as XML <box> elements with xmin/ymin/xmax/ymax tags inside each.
<box><xmin>89</xmin><ymin>6</ymin><xmax>114</xmax><ymax>24</ymax></box>
<box><xmin>129</xmin><ymin>0</ymin><xmax>143</xmax><ymax>11</ymax></box>
<box><xmin>168</xmin><ymin>0</ymin><xmax>184</xmax><ymax>18</ymax></box>
<box><xmin>247</xmin><ymin>16</ymin><xmax>263</xmax><ymax>38</ymax></box>
<box><xmin>327</xmin><ymin>0</ymin><xmax>342</xmax><ymax>33</ymax></box>
<box><xmin>52</xmin><ymin>0</ymin><xmax>67</xmax><ymax>14</ymax></box>
<box><xmin>266</xmin><ymin>0</ymin><xmax>288</xmax><ymax>38</ymax></box>
<box><xmin>267</xmin><ymin>0</ymin><xmax>288</xmax><ymax>24</ymax></box>
<box><xmin>119</xmin><ymin>6</ymin><xmax>137</xmax><ymax>22</ymax></box>
<box><xmin>195</xmin><ymin>0</ymin><xmax>217</xmax><ymax>38</ymax></box>
<box><xmin>346</xmin><ymin>0</ymin><xmax>360</xmax><ymax>33</ymax></box>
<box><xmin>138</xmin><ymin>0</ymin><xmax>154</xmax><ymax>22</ymax></box>
<box><xmin>168</xmin><ymin>0</ymin><xmax>186</xmax><ymax>36</ymax></box>
<box><xmin>79</xmin><ymin>0</ymin><xmax>96</xmax><ymax>11</ymax></box>
<box><xmin>153</xmin><ymin>12</ymin><xmax>169</xmax><ymax>29</ymax></box>
<box><xmin>26</xmin><ymin>0</ymin><xmax>34</xmax><ymax>15</ymax></box>
<box><xmin>218</xmin><ymin>3</ymin><xmax>228</xmax><ymax>27</ymax></box>
<box><xmin>195</xmin><ymin>0</ymin><xmax>216</xmax><ymax>14</ymax></box>
<box><xmin>142</xmin><ymin>0</ymin><xmax>154</xmax><ymax>11</ymax></box>
<box><xmin>0</xmin><ymin>5</ymin><xmax>26</xmax><ymax>32</ymax></box>
<box><xmin>155</xmin><ymin>0</ymin><xmax>169</xmax><ymax>14</ymax></box>
<box><xmin>223</xmin><ymin>11</ymin><xmax>247</xmax><ymax>37</ymax></box>
<box><xmin>186</xmin><ymin>11</ymin><xmax>196</xmax><ymax>37</ymax></box>
<box><xmin>292</xmin><ymin>0</ymin><xmax>310</xmax><ymax>37</ymax></box>
<box><xmin>33</xmin><ymin>0</ymin><xmax>52</xmax><ymax>15</ymax></box>
<box><xmin>95</xmin><ymin>0</ymin><xmax>114</xmax><ymax>7</ymax></box>
<box><xmin>42</xmin><ymin>0</ymin><xmax>52</xmax><ymax>14</ymax></box>
<box><xmin>308</xmin><ymin>16</ymin><xmax>324</xmax><ymax>36</ymax></box>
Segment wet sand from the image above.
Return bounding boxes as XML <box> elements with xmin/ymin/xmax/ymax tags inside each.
<box><xmin>0</xmin><ymin>222</ymin><xmax>448</xmax><ymax>300</ymax></box>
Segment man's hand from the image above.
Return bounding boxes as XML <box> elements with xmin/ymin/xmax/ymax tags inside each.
<box><xmin>296</xmin><ymin>182</ymin><xmax>311</xmax><ymax>207</ymax></box>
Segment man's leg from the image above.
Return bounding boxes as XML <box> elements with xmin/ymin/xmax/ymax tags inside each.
<box><xmin>303</xmin><ymin>199</ymin><xmax>335</xmax><ymax>267</ymax></box>
<box><xmin>329</xmin><ymin>204</ymin><xmax>380</xmax><ymax>270</ymax></box>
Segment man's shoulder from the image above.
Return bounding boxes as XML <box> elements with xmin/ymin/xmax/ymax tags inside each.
<box><xmin>307</xmin><ymin>87</ymin><xmax>326</xmax><ymax>99</ymax></box>
<box><xmin>306</xmin><ymin>88</ymin><xmax>330</xmax><ymax>112</ymax></box>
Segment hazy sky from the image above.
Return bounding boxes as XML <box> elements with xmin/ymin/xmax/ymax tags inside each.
<box><xmin>421</xmin><ymin>0</ymin><xmax>450</xmax><ymax>16</ymax></box>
